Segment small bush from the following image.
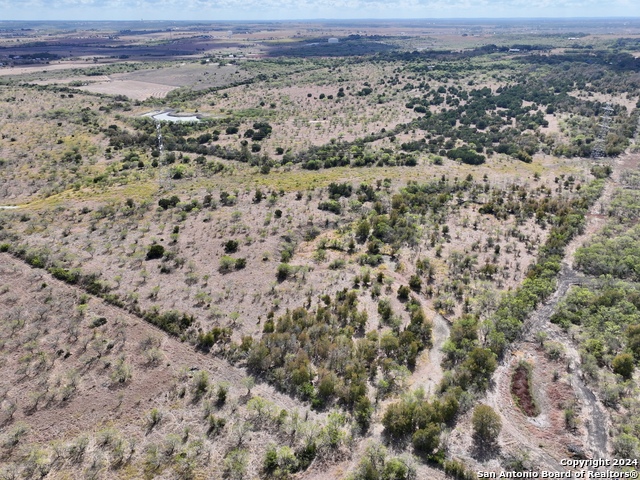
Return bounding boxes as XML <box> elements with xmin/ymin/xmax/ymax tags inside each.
<box><xmin>318</xmin><ymin>200</ymin><xmax>342</xmax><ymax>214</ymax></box>
<box><xmin>90</xmin><ymin>317</ymin><xmax>107</xmax><ymax>328</ymax></box>
<box><xmin>219</xmin><ymin>255</ymin><xmax>235</xmax><ymax>273</ymax></box>
<box><xmin>146</xmin><ymin>244</ymin><xmax>165</xmax><ymax>260</ymax></box>
<box><xmin>49</xmin><ymin>267</ymin><xmax>80</xmax><ymax>284</ymax></box>
<box><xmin>207</xmin><ymin>414</ymin><xmax>226</xmax><ymax>436</ymax></box>
<box><xmin>158</xmin><ymin>196</ymin><xmax>180</xmax><ymax>210</ymax></box>
<box><xmin>329</xmin><ymin>259</ymin><xmax>346</xmax><ymax>270</ymax></box>
<box><xmin>277</xmin><ymin>263</ymin><xmax>292</xmax><ymax>281</ymax></box>
<box><xmin>397</xmin><ymin>285</ymin><xmax>411</xmax><ymax>300</ymax></box>
<box><xmin>612</xmin><ymin>353</ymin><xmax>635</xmax><ymax>380</ymax></box>
<box><xmin>224</xmin><ymin>240</ymin><xmax>239</xmax><ymax>253</ymax></box>
<box><xmin>146</xmin><ymin>408</ymin><xmax>162</xmax><ymax>431</ymax></box>
<box><xmin>446</xmin><ymin>147</ymin><xmax>485</xmax><ymax>165</ymax></box>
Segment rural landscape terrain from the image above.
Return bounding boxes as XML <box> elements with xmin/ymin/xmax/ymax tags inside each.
<box><xmin>1</xmin><ymin>17</ymin><xmax>640</xmax><ymax>479</ymax></box>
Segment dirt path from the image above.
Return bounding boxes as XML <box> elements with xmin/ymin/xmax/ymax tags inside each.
<box><xmin>408</xmin><ymin>313</ymin><xmax>449</xmax><ymax>397</ymax></box>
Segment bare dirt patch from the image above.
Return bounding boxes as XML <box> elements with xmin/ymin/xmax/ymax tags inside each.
<box><xmin>77</xmin><ymin>79</ymin><xmax>176</xmax><ymax>100</ymax></box>
<box><xmin>0</xmin><ymin>62</ymin><xmax>122</xmax><ymax>77</ymax></box>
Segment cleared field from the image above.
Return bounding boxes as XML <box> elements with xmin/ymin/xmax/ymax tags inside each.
<box><xmin>77</xmin><ymin>78</ymin><xmax>176</xmax><ymax>100</ymax></box>
<box><xmin>120</xmin><ymin>62</ymin><xmax>249</xmax><ymax>88</ymax></box>
<box><xmin>0</xmin><ymin>61</ymin><xmax>122</xmax><ymax>77</ymax></box>
<box><xmin>76</xmin><ymin>63</ymin><xmax>251</xmax><ymax>99</ymax></box>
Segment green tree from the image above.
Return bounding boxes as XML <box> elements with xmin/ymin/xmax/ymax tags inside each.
<box><xmin>242</xmin><ymin>376</ymin><xmax>256</xmax><ymax>395</ymax></box>
<box><xmin>628</xmin><ymin>324</ymin><xmax>640</xmax><ymax>360</ymax></box>
<box><xmin>356</xmin><ymin>219</ymin><xmax>371</xmax><ymax>243</ymax></box>
<box><xmin>409</xmin><ymin>275</ymin><xmax>422</xmax><ymax>292</ymax></box>
<box><xmin>472</xmin><ymin>404</ymin><xmax>502</xmax><ymax>445</ymax></box>
<box><xmin>612</xmin><ymin>353</ymin><xmax>635</xmax><ymax>380</ymax></box>
<box><xmin>460</xmin><ymin>347</ymin><xmax>497</xmax><ymax>389</ymax></box>
<box><xmin>224</xmin><ymin>448</ymin><xmax>248</xmax><ymax>480</ymax></box>
<box><xmin>412</xmin><ymin>424</ymin><xmax>440</xmax><ymax>456</ymax></box>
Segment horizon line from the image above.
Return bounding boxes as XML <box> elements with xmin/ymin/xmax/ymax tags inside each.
<box><xmin>2</xmin><ymin>16</ymin><xmax>640</xmax><ymax>22</ymax></box>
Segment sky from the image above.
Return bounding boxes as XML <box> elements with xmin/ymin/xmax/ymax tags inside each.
<box><xmin>1</xmin><ymin>0</ymin><xmax>639</xmax><ymax>21</ymax></box>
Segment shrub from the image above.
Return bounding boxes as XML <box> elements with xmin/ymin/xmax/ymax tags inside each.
<box><xmin>219</xmin><ymin>255</ymin><xmax>235</xmax><ymax>273</ymax></box>
<box><xmin>207</xmin><ymin>414</ymin><xmax>226</xmax><ymax>437</ymax></box>
<box><xmin>110</xmin><ymin>357</ymin><xmax>132</xmax><ymax>385</ymax></box>
<box><xmin>49</xmin><ymin>267</ymin><xmax>80</xmax><ymax>284</ymax></box>
<box><xmin>263</xmin><ymin>445</ymin><xmax>298</xmax><ymax>477</ymax></box>
<box><xmin>443</xmin><ymin>459</ymin><xmax>475</xmax><ymax>480</ymax></box>
<box><xmin>378</xmin><ymin>299</ymin><xmax>393</xmax><ymax>323</ymax></box>
<box><xmin>409</xmin><ymin>275</ymin><xmax>422</xmax><ymax>292</ymax></box>
<box><xmin>354</xmin><ymin>396</ymin><xmax>373</xmax><ymax>431</ymax></box>
<box><xmin>224</xmin><ymin>239</ymin><xmax>239</xmax><ymax>253</ymax></box>
<box><xmin>355</xmin><ymin>219</ymin><xmax>370</xmax><ymax>243</ymax></box>
<box><xmin>277</xmin><ymin>263</ymin><xmax>292</xmax><ymax>281</ymax></box>
<box><xmin>446</xmin><ymin>147</ymin><xmax>485</xmax><ymax>165</ymax></box>
<box><xmin>329</xmin><ymin>259</ymin><xmax>346</xmax><ymax>270</ymax></box>
<box><xmin>146</xmin><ymin>408</ymin><xmax>162</xmax><ymax>432</ymax></box>
<box><xmin>629</xmin><ymin>324</ymin><xmax>640</xmax><ymax>360</ymax></box>
<box><xmin>397</xmin><ymin>285</ymin><xmax>411</xmax><ymax>300</ymax></box>
<box><xmin>318</xmin><ymin>200</ymin><xmax>342</xmax><ymax>214</ymax></box>
<box><xmin>192</xmin><ymin>370</ymin><xmax>209</xmax><ymax>397</ymax></box>
<box><xmin>613</xmin><ymin>433</ymin><xmax>639</xmax><ymax>459</ymax></box>
<box><xmin>412</xmin><ymin>424</ymin><xmax>440</xmax><ymax>456</ymax></box>
<box><xmin>591</xmin><ymin>164</ymin><xmax>612</xmax><ymax>179</ymax></box>
<box><xmin>216</xmin><ymin>384</ymin><xmax>228</xmax><ymax>406</ymax></box>
<box><xmin>158</xmin><ymin>196</ymin><xmax>180</xmax><ymax>209</ymax></box>
<box><xmin>612</xmin><ymin>353</ymin><xmax>635</xmax><ymax>380</ymax></box>
<box><xmin>197</xmin><ymin>331</ymin><xmax>216</xmax><ymax>350</ymax></box>
<box><xmin>146</xmin><ymin>244</ymin><xmax>165</xmax><ymax>260</ymax></box>
<box><xmin>328</xmin><ymin>182</ymin><xmax>353</xmax><ymax>199</ymax></box>
<box><xmin>90</xmin><ymin>317</ymin><xmax>107</xmax><ymax>328</ymax></box>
